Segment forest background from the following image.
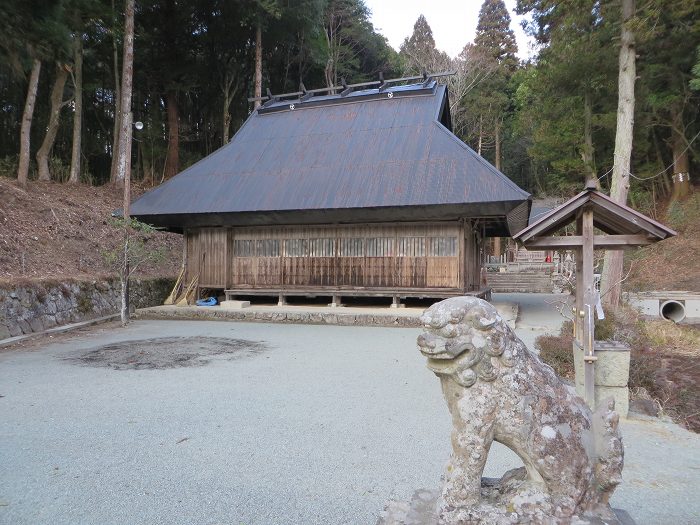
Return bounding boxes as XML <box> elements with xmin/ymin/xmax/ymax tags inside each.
<box><xmin>1</xmin><ymin>0</ymin><xmax>698</xmax><ymax>210</ymax></box>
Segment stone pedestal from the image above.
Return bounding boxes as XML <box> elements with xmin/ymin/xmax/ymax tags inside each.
<box><xmin>219</xmin><ymin>300</ymin><xmax>250</xmax><ymax>309</ymax></box>
<box><xmin>574</xmin><ymin>340</ymin><xmax>630</xmax><ymax>417</ymax></box>
<box><xmin>378</xmin><ymin>488</ymin><xmax>636</xmax><ymax>525</ymax></box>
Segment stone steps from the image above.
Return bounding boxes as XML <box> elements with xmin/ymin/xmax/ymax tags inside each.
<box><xmin>487</xmin><ymin>272</ymin><xmax>554</xmax><ymax>293</ymax></box>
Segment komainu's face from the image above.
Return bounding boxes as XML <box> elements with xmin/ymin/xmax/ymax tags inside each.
<box><xmin>417</xmin><ymin>297</ymin><xmax>506</xmax><ymax>388</ymax></box>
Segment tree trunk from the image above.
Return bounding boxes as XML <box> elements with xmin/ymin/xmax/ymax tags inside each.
<box><xmin>493</xmin><ymin>118</ymin><xmax>502</xmax><ymax>258</ymax></box>
<box><xmin>494</xmin><ymin>119</ymin><xmax>501</xmax><ymax>171</ymax></box>
<box><xmin>110</xmin><ymin>0</ymin><xmax>121</xmax><ymax>183</ymax></box>
<box><xmin>324</xmin><ymin>57</ymin><xmax>334</xmax><ymax>91</ymax></box>
<box><xmin>141</xmin><ymin>141</ymin><xmax>153</xmax><ymax>185</ymax></box>
<box><xmin>221</xmin><ymin>70</ymin><xmax>238</xmax><ymax>145</ymax></box>
<box><xmin>68</xmin><ymin>36</ymin><xmax>83</xmax><ymax>184</ymax></box>
<box><xmin>114</xmin><ymin>0</ymin><xmax>134</xmax><ymax>187</ymax></box>
<box><xmin>323</xmin><ymin>23</ymin><xmax>335</xmax><ymax>92</ymax></box>
<box><xmin>36</xmin><ymin>63</ymin><xmax>69</xmax><ymax>181</ymax></box>
<box><xmin>17</xmin><ymin>58</ymin><xmax>41</xmax><ymax>186</ymax></box>
<box><xmin>115</xmin><ymin>0</ymin><xmax>135</xmax><ymax>325</ymax></box>
<box><xmin>254</xmin><ymin>21</ymin><xmax>262</xmax><ymax>109</ymax></box>
<box><xmin>121</xmin><ymin>233</ymin><xmax>130</xmax><ymax>327</ymax></box>
<box><xmin>164</xmin><ymin>90</ymin><xmax>179</xmax><ymax>179</ymax></box>
<box><xmin>670</xmin><ymin>107</ymin><xmax>691</xmax><ymax>201</ymax></box>
<box><xmin>477</xmin><ymin>114</ymin><xmax>483</xmax><ymax>156</ymax></box>
<box><xmin>601</xmin><ymin>0</ymin><xmax>636</xmax><ymax>308</ymax></box>
<box><xmin>222</xmin><ymin>85</ymin><xmax>231</xmax><ymax>145</ymax></box>
<box><xmin>651</xmin><ymin>127</ymin><xmax>671</xmax><ymax>197</ymax></box>
<box><xmin>582</xmin><ymin>91</ymin><xmax>599</xmax><ymax>189</ymax></box>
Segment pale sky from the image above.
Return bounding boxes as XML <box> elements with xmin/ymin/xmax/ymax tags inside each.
<box><xmin>364</xmin><ymin>0</ymin><xmax>535</xmax><ymax>60</ymax></box>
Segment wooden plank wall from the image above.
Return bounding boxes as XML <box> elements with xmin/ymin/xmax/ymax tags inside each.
<box><xmin>464</xmin><ymin>221</ymin><xmax>481</xmax><ymax>291</ymax></box>
<box><xmin>188</xmin><ymin>222</ymin><xmax>477</xmax><ymax>292</ymax></box>
<box><xmin>184</xmin><ymin>228</ymin><xmax>227</xmax><ymax>288</ymax></box>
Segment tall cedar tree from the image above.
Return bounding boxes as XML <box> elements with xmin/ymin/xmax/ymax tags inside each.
<box><xmin>463</xmin><ymin>0</ymin><xmax>518</xmax><ymax>172</ymax></box>
<box><xmin>400</xmin><ymin>15</ymin><xmax>449</xmax><ymax>74</ymax></box>
<box><xmin>514</xmin><ymin>0</ymin><xmax>617</xmax><ymax>193</ymax></box>
<box><xmin>601</xmin><ymin>0</ymin><xmax>636</xmax><ymax>308</ymax></box>
<box><xmin>474</xmin><ymin>0</ymin><xmax>517</xmax><ymax>71</ymax></box>
<box><xmin>636</xmin><ymin>0</ymin><xmax>700</xmax><ymax>201</ymax></box>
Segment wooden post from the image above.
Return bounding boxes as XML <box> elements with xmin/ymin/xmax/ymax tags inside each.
<box><xmin>581</xmin><ymin>208</ymin><xmax>596</xmax><ymax>406</ymax></box>
<box><xmin>574</xmin><ymin>215</ymin><xmax>583</xmax><ymax>345</ymax></box>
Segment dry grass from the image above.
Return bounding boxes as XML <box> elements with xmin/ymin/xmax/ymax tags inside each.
<box><xmin>535</xmin><ymin>330</ymin><xmax>575</xmax><ymax>379</ymax></box>
<box><xmin>641</xmin><ymin>320</ymin><xmax>700</xmax><ymax>355</ymax></box>
<box><xmin>0</xmin><ymin>178</ymin><xmax>181</xmax><ymax>280</ymax></box>
<box><xmin>627</xmin><ymin>193</ymin><xmax>700</xmax><ymax>291</ymax></box>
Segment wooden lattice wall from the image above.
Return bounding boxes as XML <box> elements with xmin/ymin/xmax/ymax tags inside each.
<box><xmin>184</xmin><ymin>221</ymin><xmax>482</xmax><ymax>296</ymax></box>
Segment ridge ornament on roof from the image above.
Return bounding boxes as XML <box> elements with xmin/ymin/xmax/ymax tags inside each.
<box><xmin>248</xmin><ymin>71</ymin><xmax>456</xmax><ymax>114</ymax></box>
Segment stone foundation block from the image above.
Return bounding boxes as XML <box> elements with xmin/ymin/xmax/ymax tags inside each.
<box><xmin>219</xmin><ymin>300</ymin><xmax>250</xmax><ymax>309</ymax></box>
<box><xmin>574</xmin><ymin>341</ymin><xmax>630</xmax><ymax>417</ymax></box>
<box><xmin>575</xmin><ymin>384</ymin><xmax>629</xmax><ymax>418</ymax></box>
<box><xmin>574</xmin><ymin>341</ymin><xmax>631</xmax><ymax>387</ymax></box>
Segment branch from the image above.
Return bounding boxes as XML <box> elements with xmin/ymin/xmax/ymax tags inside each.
<box><xmin>600</xmin><ymin>261</ymin><xmax>635</xmax><ymax>299</ymax></box>
<box><xmin>544</xmin><ymin>296</ymin><xmax>575</xmax><ymax>322</ymax></box>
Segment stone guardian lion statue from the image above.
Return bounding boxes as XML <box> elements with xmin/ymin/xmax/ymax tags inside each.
<box><xmin>417</xmin><ymin>296</ymin><xmax>624</xmax><ymax>524</ymax></box>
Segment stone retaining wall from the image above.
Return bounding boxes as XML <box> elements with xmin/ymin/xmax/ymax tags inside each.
<box><xmin>0</xmin><ymin>277</ymin><xmax>174</xmax><ymax>339</ymax></box>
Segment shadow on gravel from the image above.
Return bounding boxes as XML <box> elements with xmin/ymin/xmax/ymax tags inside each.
<box><xmin>64</xmin><ymin>337</ymin><xmax>268</xmax><ymax>370</ymax></box>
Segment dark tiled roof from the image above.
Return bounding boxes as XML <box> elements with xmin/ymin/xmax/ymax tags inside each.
<box><xmin>130</xmin><ymin>82</ymin><xmax>530</xmax><ymax>233</ymax></box>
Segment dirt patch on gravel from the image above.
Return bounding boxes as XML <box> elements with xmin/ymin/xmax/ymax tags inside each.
<box><xmin>65</xmin><ymin>336</ymin><xmax>268</xmax><ymax>370</ymax></box>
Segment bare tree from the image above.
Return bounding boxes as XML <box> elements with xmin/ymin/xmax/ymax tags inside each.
<box><xmin>254</xmin><ymin>21</ymin><xmax>262</xmax><ymax>108</ymax></box>
<box><xmin>449</xmin><ymin>44</ymin><xmax>498</xmax><ymax>139</ymax></box>
<box><xmin>221</xmin><ymin>61</ymin><xmax>242</xmax><ymax>144</ymax></box>
<box><xmin>601</xmin><ymin>0</ymin><xmax>636</xmax><ymax>307</ymax></box>
<box><xmin>17</xmin><ymin>58</ymin><xmax>41</xmax><ymax>186</ymax></box>
<box><xmin>323</xmin><ymin>0</ymin><xmax>370</xmax><ymax>92</ymax></box>
<box><xmin>163</xmin><ymin>90</ymin><xmax>179</xmax><ymax>179</ymax></box>
<box><xmin>36</xmin><ymin>63</ymin><xmax>70</xmax><ymax>181</ymax></box>
<box><xmin>669</xmin><ymin>103</ymin><xmax>691</xmax><ymax>200</ymax></box>
<box><xmin>110</xmin><ymin>0</ymin><xmax>121</xmax><ymax>183</ymax></box>
<box><xmin>68</xmin><ymin>35</ymin><xmax>83</xmax><ymax>183</ymax></box>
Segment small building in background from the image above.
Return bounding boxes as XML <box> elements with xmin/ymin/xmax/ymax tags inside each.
<box><xmin>130</xmin><ymin>80</ymin><xmax>530</xmax><ymax>303</ymax></box>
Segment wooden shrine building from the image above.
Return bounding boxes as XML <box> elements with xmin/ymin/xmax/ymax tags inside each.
<box><xmin>130</xmin><ymin>76</ymin><xmax>531</xmax><ymax>302</ymax></box>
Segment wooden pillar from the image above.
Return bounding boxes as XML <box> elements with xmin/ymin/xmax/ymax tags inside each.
<box><xmin>460</xmin><ymin>220</ymin><xmax>468</xmax><ymax>293</ymax></box>
<box><xmin>581</xmin><ymin>208</ymin><xmax>596</xmax><ymax>406</ymax></box>
<box><xmin>574</xmin><ymin>215</ymin><xmax>583</xmax><ymax>344</ymax></box>
<box><xmin>224</xmin><ymin>228</ymin><xmax>231</xmax><ymax>289</ymax></box>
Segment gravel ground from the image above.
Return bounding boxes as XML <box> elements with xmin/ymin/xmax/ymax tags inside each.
<box><xmin>1</xmin><ymin>311</ymin><xmax>699</xmax><ymax>524</ymax></box>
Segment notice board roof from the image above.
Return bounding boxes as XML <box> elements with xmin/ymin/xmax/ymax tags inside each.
<box><xmin>513</xmin><ymin>189</ymin><xmax>676</xmax><ymax>247</ymax></box>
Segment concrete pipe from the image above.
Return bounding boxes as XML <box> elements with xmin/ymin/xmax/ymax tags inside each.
<box><xmin>660</xmin><ymin>300</ymin><xmax>686</xmax><ymax>323</ymax></box>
